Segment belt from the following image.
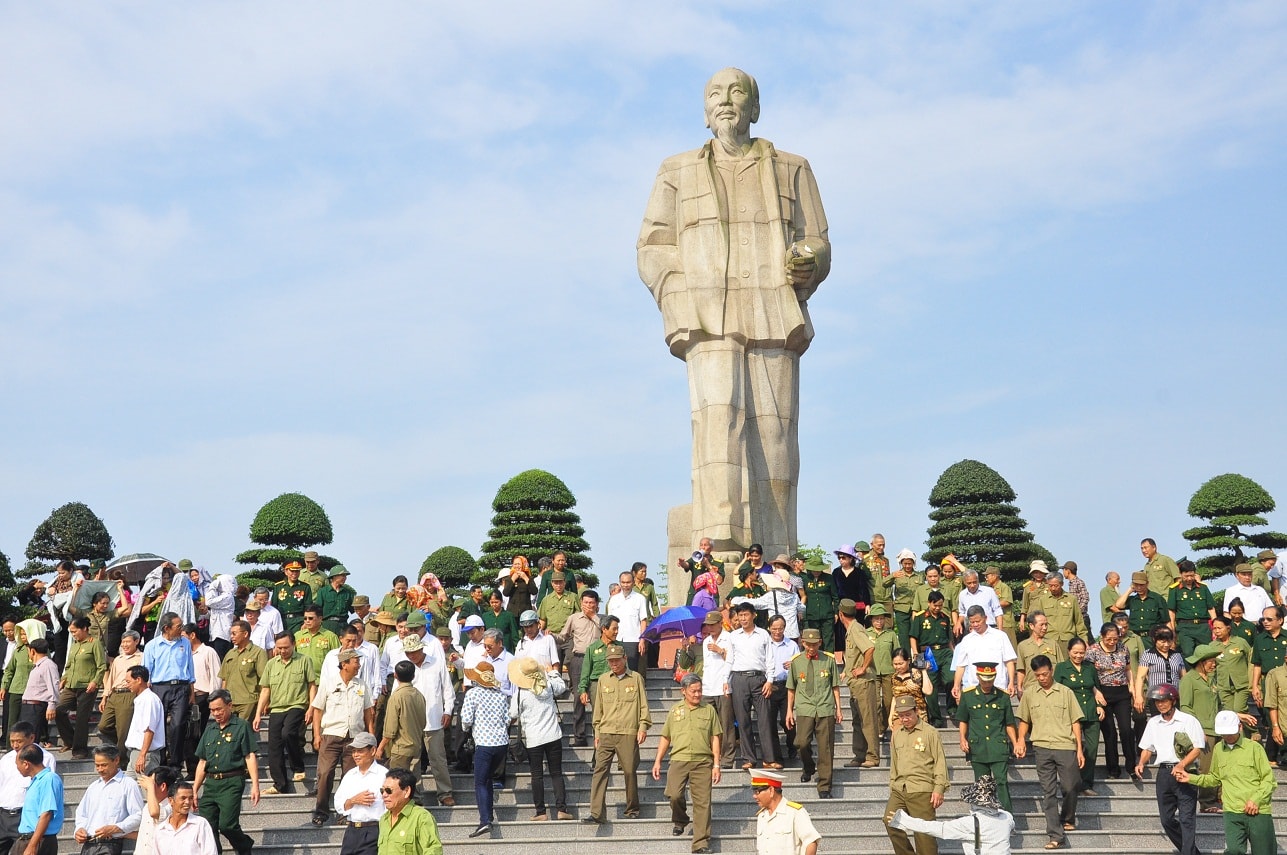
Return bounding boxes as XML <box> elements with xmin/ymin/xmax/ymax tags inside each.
<box><xmin>154</xmin><ymin>680</ymin><xmax>189</xmax><ymax>686</ymax></box>
<box><xmin>348</xmin><ymin>820</ymin><xmax>376</xmax><ymax>828</ymax></box>
<box><xmin>732</xmin><ymin>670</ymin><xmax>764</xmax><ymax>676</ymax></box>
<box><xmin>208</xmin><ymin>768</ymin><xmax>246</xmax><ymax>779</ymax></box>
<box><xmin>572</xmin><ymin>652</ymin><xmax>585</xmax><ymax>657</ymax></box>
<box><xmin>113</xmin><ymin>688</ymin><xmax>131</xmax><ymax>694</ymax></box>
<box><xmin>17</xmin><ymin>834</ymin><xmax>57</xmax><ymax>840</ymax></box>
<box><xmin>20</xmin><ymin>701</ymin><xmax>46</xmax><ymax>706</ymax></box>
<box><xmin>0</xmin><ymin>808</ymin><xmax>20</xmax><ymax>816</ymax></box>
<box><xmin>1157</xmin><ymin>762</ymin><xmax>1177</xmax><ymax>768</ymax></box>
<box><xmin>1180</xmin><ymin>619</ymin><xmax>1207</xmax><ymax>624</ymax></box>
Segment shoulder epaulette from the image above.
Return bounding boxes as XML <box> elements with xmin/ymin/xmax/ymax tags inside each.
<box><xmin>823</xmin><ymin>651</ymin><xmax>836</xmax><ymax>660</ymax></box>
<box><xmin>1169</xmin><ymin>581</ymin><xmax>1181</xmax><ymax>589</ymax></box>
<box><xmin>962</xmin><ymin>686</ymin><xmax>977</xmax><ymax>694</ymax></box>
<box><xmin>786</xmin><ymin>800</ymin><xmax>803</xmax><ymax>810</ymax></box>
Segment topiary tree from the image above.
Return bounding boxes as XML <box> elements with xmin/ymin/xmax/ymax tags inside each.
<box><xmin>20</xmin><ymin>502</ymin><xmax>115</xmax><ymax>579</ymax></box>
<box><xmin>420</xmin><ymin>546</ymin><xmax>479</xmax><ymax>592</ymax></box>
<box><xmin>1182</xmin><ymin>473</ymin><xmax>1287</xmax><ymax>575</ymax></box>
<box><xmin>0</xmin><ymin>548</ymin><xmax>18</xmax><ymax>614</ymax></box>
<box><xmin>479</xmin><ymin>469</ymin><xmax>596</xmax><ymax>588</ymax></box>
<box><xmin>923</xmin><ymin>460</ymin><xmax>1056</xmax><ymax>586</ymax></box>
<box><xmin>235</xmin><ymin>492</ymin><xmax>337</xmax><ymax>584</ymax></box>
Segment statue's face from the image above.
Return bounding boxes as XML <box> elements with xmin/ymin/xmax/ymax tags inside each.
<box><xmin>705</xmin><ymin>68</ymin><xmax>755</xmax><ymax>137</ymax></box>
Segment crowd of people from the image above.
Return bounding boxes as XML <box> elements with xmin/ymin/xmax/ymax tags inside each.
<box><xmin>0</xmin><ymin>536</ymin><xmax>1282</xmax><ymax>855</ymax></box>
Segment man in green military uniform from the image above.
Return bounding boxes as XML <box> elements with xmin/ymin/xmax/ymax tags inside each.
<box><xmin>578</xmin><ymin>615</ymin><xmax>618</xmax><ymax>706</ymax></box>
<box><xmin>909</xmin><ymin>591</ymin><xmax>953</xmax><ymax>726</ymax></box>
<box><xmin>1100</xmin><ymin>572</ymin><xmax>1121</xmax><ymax>627</ymax></box>
<box><xmin>1018</xmin><ymin>562</ymin><xmax>1048</xmax><ymax>635</ymax></box>
<box><xmin>274</xmin><ymin>561</ymin><xmax>314</xmax><ymax>634</ymax></box>
<box><xmin>537</xmin><ymin>570</ymin><xmax>579</xmax><ymax>666</ymax></box>
<box><xmin>1178</xmin><ymin>710</ymin><xmax>1277</xmax><ymax>855</ymax></box>
<box><xmin>1211</xmin><ymin>615</ymin><xmax>1253</xmax><ymax>717</ymax></box>
<box><xmin>295</xmin><ymin>606</ymin><xmax>341</xmax><ymax>675</ymax></box>
<box><xmin>1168</xmin><ymin>563</ymin><xmax>1217</xmax><ymax>657</ymax></box>
<box><xmin>1181</xmin><ymin>644</ymin><xmax>1222</xmax><ymax>812</ymax></box>
<box><xmin>1112</xmin><ymin>572</ymin><xmax>1170</xmax><ymax>636</ymax></box>
<box><xmin>651</xmin><ymin>673</ymin><xmax>722</xmax><ymax>853</ymax></box>
<box><xmin>193</xmin><ymin>688</ymin><xmax>261</xmax><ymax>855</ymax></box>
<box><xmin>728</xmin><ymin>568</ymin><xmax>769</xmax><ymax>629</ymax></box>
<box><xmin>584</xmin><ymin>644</ymin><xmax>651</xmax><ymax>824</ymax></box>
<box><xmin>911</xmin><ymin>567</ymin><xmax>957</xmax><ymax>631</ymax></box>
<box><xmin>220</xmin><ymin>619</ymin><xmax>268</xmax><ymax>725</ymax></box>
<box><xmin>956</xmin><ymin>662</ymin><xmax>1018</xmax><ymax>812</ymax></box>
<box><xmin>839</xmin><ymin>599</ymin><xmax>879</xmax><ymax>768</ymax></box>
<box><xmin>785</xmin><ymin>628</ymin><xmax>841</xmax><ymax>798</ymax></box>
<box><xmin>884</xmin><ymin>694</ymin><xmax>948</xmax><ymax>855</ymax></box>
<box><xmin>863</xmin><ymin>538</ymin><xmax>892</xmax><ymax>615</ymax></box>
<box><xmin>1251</xmin><ymin>604</ymin><xmax>1287</xmax><ymax>760</ymax></box>
<box><xmin>299</xmin><ymin>550</ymin><xmax>328</xmax><ymax>596</ymax></box>
<box><xmin>1139</xmin><ymin>538</ymin><xmax>1180</xmax><ymax>598</ymax></box>
<box><xmin>317</xmin><ymin>566</ymin><xmax>356</xmax><ymax>636</ymax></box>
<box><xmin>257</xmin><ymin>633</ymin><xmax>318</xmax><ymax>795</ymax></box>
<box><xmin>1031</xmin><ymin>574</ymin><xmax>1085</xmax><ymax>646</ymax></box>
<box><xmin>882</xmin><ymin>550</ymin><xmax>922</xmax><ymax>651</ymax></box>
<box><xmin>1016</xmin><ymin>611</ymin><xmax>1065</xmax><ymax>694</ymax></box>
<box><xmin>983</xmin><ymin>566</ymin><xmax>1017</xmax><ymax>650</ymax></box>
<box><xmin>867</xmin><ymin>605</ymin><xmax>898</xmax><ymax>729</ymax></box>
<box><xmin>801</xmin><ymin>558</ymin><xmax>838</xmax><ymax>652</ymax></box>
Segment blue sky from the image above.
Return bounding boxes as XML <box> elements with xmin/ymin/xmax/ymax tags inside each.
<box><xmin>2</xmin><ymin>2</ymin><xmax>1285</xmax><ymax>606</ymax></box>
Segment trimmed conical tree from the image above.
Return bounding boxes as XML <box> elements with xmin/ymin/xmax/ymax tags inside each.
<box><xmin>20</xmin><ymin>502</ymin><xmax>114</xmax><ymax>579</ymax></box>
<box><xmin>420</xmin><ymin>546</ymin><xmax>479</xmax><ymax>592</ymax></box>
<box><xmin>1182</xmin><ymin>473</ymin><xmax>1287</xmax><ymax>575</ymax></box>
<box><xmin>923</xmin><ymin>460</ymin><xmax>1056</xmax><ymax>586</ymax></box>
<box><xmin>479</xmin><ymin>469</ymin><xmax>596</xmax><ymax>588</ymax></box>
<box><xmin>235</xmin><ymin>492</ymin><xmax>337</xmax><ymax>584</ymax></box>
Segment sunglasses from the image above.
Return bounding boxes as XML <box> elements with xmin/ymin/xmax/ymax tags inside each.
<box><xmin>751</xmin><ymin>785</ymin><xmax>770</xmax><ymax>793</ymax></box>
<box><xmin>380</xmin><ymin>787</ymin><xmax>399</xmax><ymax>795</ymax></box>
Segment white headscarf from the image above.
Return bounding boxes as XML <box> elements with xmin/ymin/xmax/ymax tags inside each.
<box><xmin>895</xmin><ymin>548</ymin><xmax>917</xmax><ymax>563</ymax></box>
<box><xmin>128</xmin><ymin>565</ymin><xmax>167</xmax><ymax>631</ymax></box>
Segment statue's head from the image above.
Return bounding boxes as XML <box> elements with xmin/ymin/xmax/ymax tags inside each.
<box><xmin>704</xmin><ymin>67</ymin><xmax>759</xmax><ymax>138</ymax></box>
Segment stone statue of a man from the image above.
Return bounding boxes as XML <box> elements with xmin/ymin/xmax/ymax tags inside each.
<box><xmin>637</xmin><ymin>68</ymin><xmax>830</xmax><ymax>557</ymax></box>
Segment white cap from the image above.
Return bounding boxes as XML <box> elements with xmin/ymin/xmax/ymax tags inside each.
<box><xmin>463</xmin><ymin>615</ymin><xmax>485</xmax><ymax>630</ymax></box>
<box><xmin>1214</xmin><ymin>710</ymin><xmax>1240</xmax><ymax>736</ymax></box>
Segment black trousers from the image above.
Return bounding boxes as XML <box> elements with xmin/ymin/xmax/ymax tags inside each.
<box><xmin>17</xmin><ymin>702</ymin><xmax>49</xmax><ymax>743</ymax></box>
<box><xmin>1099</xmin><ymin>684</ymin><xmax>1137</xmax><ymax>776</ymax></box>
<box><xmin>9</xmin><ymin>834</ymin><xmax>56</xmax><ymax>855</ymax></box>
<box><xmin>185</xmin><ymin>692</ymin><xmax>212</xmax><ymax>776</ymax></box>
<box><xmin>55</xmin><ymin>686</ymin><xmax>96</xmax><ymax>753</ymax></box>
<box><xmin>767</xmin><ymin>680</ymin><xmax>793</xmax><ymax>763</ymax></box>
<box><xmin>268</xmin><ymin>707</ymin><xmax>307</xmax><ymax>791</ymax></box>
<box><xmin>0</xmin><ymin>806</ymin><xmax>20</xmax><ymax>855</ymax></box>
<box><xmin>730</xmin><ymin>671</ymin><xmax>773</xmax><ymax>766</ymax></box>
<box><xmin>153</xmin><ymin>681</ymin><xmax>192</xmax><ymax>768</ymax></box>
<box><xmin>340</xmin><ymin>823</ymin><xmax>378</xmax><ymax>855</ymax></box>
<box><xmin>526</xmin><ymin>737</ymin><xmax>567</xmax><ymax>815</ymax></box>
<box><xmin>1156</xmin><ymin>763</ymin><xmax>1199</xmax><ymax>855</ymax></box>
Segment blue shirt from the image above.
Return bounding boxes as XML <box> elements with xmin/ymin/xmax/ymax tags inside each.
<box><xmin>20</xmin><ymin>767</ymin><xmax>63</xmax><ymax>834</ymax></box>
<box><xmin>142</xmin><ymin>634</ymin><xmax>194</xmax><ymax>683</ymax></box>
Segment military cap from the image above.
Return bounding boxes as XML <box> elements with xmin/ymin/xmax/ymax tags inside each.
<box><xmin>242</xmin><ymin>600</ymin><xmax>262</xmax><ymax>612</ymax></box>
<box><xmin>1060</xmin><ymin>561</ymin><xmax>1078</xmax><ymax>572</ymax></box>
<box><xmin>1131</xmin><ymin>571</ymin><xmax>1150</xmax><ymax>585</ymax></box>
<box><xmin>283</xmin><ymin>560</ymin><xmax>303</xmax><ymax>571</ymax></box>
<box><xmin>89</xmin><ymin>559</ymin><xmax>106</xmax><ymax>571</ymax></box>
<box><xmin>893</xmin><ymin>695</ymin><xmax>919</xmax><ymax>713</ymax></box>
<box><xmin>867</xmin><ymin>603</ymin><xmax>889</xmax><ymax>618</ymax></box>
<box><xmin>1257</xmin><ymin>549</ymin><xmax>1279</xmax><ymax>562</ymax></box>
<box><xmin>1186</xmin><ymin>644</ymin><xmax>1220</xmax><ymax>666</ymax></box>
<box><xmin>404</xmin><ymin>611</ymin><xmax>427</xmax><ymax>628</ymax></box>
<box><xmin>838</xmin><ymin>599</ymin><xmax>857</xmax><ymax>617</ymax></box>
<box><xmin>800</xmin><ymin>628</ymin><xmax>822</xmax><ymax>644</ymax></box>
<box><xmin>402</xmin><ymin>635</ymin><xmax>424</xmax><ymax>652</ymax></box>
<box><xmin>352</xmin><ymin>595</ymin><xmax>370</xmax><ymax>608</ymax></box>
<box><xmin>974</xmin><ymin>661</ymin><xmax>999</xmax><ymax>678</ymax></box>
<box><xmin>1235</xmin><ymin>563</ymin><xmax>1254</xmax><ymax>574</ymax></box>
<box><xmin>804</xmin><ymin>557</ymin><xmax>831</xmax><ymax>574</ymax></box>
<box><xmin>177</xmin><ymin>558</ymin><xmax>194</xmax><ymax>572</ymax></box>
<box><xmin>336</xmin><ymin>649</ymin><xmax>360</xmax><ymax>663</ymax></box>
<box><xmin>604</xmin><ymin>644</ymin><xmax>626</xmax><ymax>659</ymax></box>
<box><xmin>854</xmin><ymin>541</ymin><xmax>872</xmax><ymax>552</ymax></box>
<box><xmin>551</xmin><ymin>571</ymin><xmax>567</xmax><ymax>582</ymax></box>
<box><xmin>434</xmin><ymin>627</ymin><xmax>452</xmax><ymax>639</ymax></box>
<box><xmin>983</xmin><ymin>564</ymin><xmax>1000</xmax><ymax>575</ymax></box>
<box><xmin>375</xmin><ymin>610</ymin><xmax>399</xmax><ymax>627</ymax></box>
<box><xmin>702</xmin><ymin>611</ymin><xmax>724</xmax><ymax>627</ymax></box>
<box><xmin>749</xmin><ymin>768</ymin><xmax>784</xmax><ymax>789</ymax></box>
<box><xmin>328</xmin><ymin>564</ymin><xmax>350</xmax><ymax>578</ymax></box>
<box><xmin>303</xmin><ymin>550</ymin><xmax>320</xmax><ymax>562</ymax></box>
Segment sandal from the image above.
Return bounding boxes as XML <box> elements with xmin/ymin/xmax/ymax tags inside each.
<box><xmin>1044</xmin><ymin>841</ymin><xmax>1066</xmax><ymax>850</ymax></box>
<box><xmin>741</xmin><ymin>762</ymin><xmax>754</xmax><ymax>770</ymax></box>
<box><xmin>1063</xmin><ymin>823</ymin><xmax>1075</xmax><ymax>831</ymax></box>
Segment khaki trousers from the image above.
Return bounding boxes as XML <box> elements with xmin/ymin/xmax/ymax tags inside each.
<box><xmin>884</xmin><ymin>786</ymin><xmax>938</xmax><ymax>855</ymax></box>
<box><xmin>665</xmin><ymin>758</ymin><xmax>713</xmax><ymax>852</ymax></box>
<box><xmin>98</xmin><ymin>690</ymin><xmax>134</xmax><ymax>751</ymax></box>
<box><xmin>421</xmin><ymin>728</ymin><xmax>454</xmax><ymax>799</ymax></box>
<box><xmin>849</xmin><ymin>678</ymin><xmax>881</xmax><ymax>763</ymax></box>
<box><xmin>793</xmin><ymin>714</ymin><xmax>835</xmax><ymax>792</ymax></box>
<box><xmin>589</xmin><ymin>732</ymin><xmax>640</xmax><ymax>819</ymax></box>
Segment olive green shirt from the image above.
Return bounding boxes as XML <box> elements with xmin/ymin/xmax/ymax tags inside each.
<box><xmin>299</xmin><ymin>569</ymin><xmax>328</xmax><ymax>596</ymax></box>
<box><xmin>1262</xmin><ymin>665</ymin><xmax>1287</xmax><ymax>727</ymax></box>
<box><xmin>220</xmin><ymin>643</ymin><xmax>269</xmax><ymax>708</ymax></box>
<box><xmin>911</xmin><ymin>584</ymin><xmax>956</xmax><ymax>616</ymax></box>
<box><xmin>592</xmin><ymin>669</ymin><xmax>651</xmax><ymax>735</ymax></box>
<box><xmin>536</xmin><ymin>590</ymin><xmax>578</xmax><ymax>634</ymax></box>
<box><xmin>1017</xmin><ymin>681</ymin><xmax>1084</xmax><ymax>750</ymax></box>
<box><xmin>1017</xmin><ymin>636</ymin><xmax>1066</xmax><ymax>675</ymax></box>
<box><xmin>843</xmin><ymin>621</ymin><xmax>875</xmax><ymax>687</ymax></box>
<box><xmin>1122</xmin><ymin>590</ymin><xmax>1170</xmax><ymax>635</ymax></box>
<box><xmin>579</xmin><ymin>639</ymin><xmax>611</xmax><ymax>694</ymax></box>
<box><xmin>63</xmin><ymin>637</ymin><xmax>106</xmax><ymax>689</ymax></box>
<box><xmin>195</xmin><ymin>713</ymin><xmax>257</xmax><ymax>774</ymax></box>
<box><xmin>1</xmin><ymin>644</ymin><xmax>32</xmax><ymax>694</ymax></box>
<box><xmin>992</xmin><ymin>579</ymin><xmax>1014</xmax><ymax>620</ymax></box>
<box><xmin>1142</xmin><ymin>554</ymin><xmax>1180</xmax><ymax>597</ymax></box>
<box><xmin>377</xmin><ymin>802</ymin><xmax>443</xmax><ymax>855</ymax></box>
<box><xmin>1031</xmin><ymin>590</ymin><xmax>1085</xmax><ymax>641</ymax></box>
<box><xmin>384</xmin><ymin>683</ymin><xmax>428</xmax><ymax>758</ymax></box>
<box><xmin>865</xmin><ymin>556</ymin><xmax>892</xmax><ymax>609</ymax></box>
<box><xmin>1099</xmin><ymin>585</ymin><xmax>1119</xmax><ymax>626</ymax></box>
<box><xmin>1179</xmin><ymin>669</ymin><xmax>1218</xmax><ymax>736</ymax></box>
<box><xmin>957</xmin><ymin>685</ymin><xmax>1016</xmax><ymax>763</ymax></box>
<box><xmin>883</xmin><ymin>571</ymin><xmax>923</xmax><ymax>613</ymax></box>
<box><xmin>889</xmin><ymin>719</ymin><xmax>948</xmax><ymax>795</ymax></box>
<box><xmin>660</xmin><ymin>700</ymin><xmax>721</xmax><ymax>762</ymax></box>
<box><xmin>317</xmin><ymin>583</ymin><xmax>356</xmax><ymax>623</ymax></box>
<box><xmin>259</xmin><ymin>653</ymin><xmax>316</xmax><ymax>712</ymax></box>
<box><xmin>786</xmin><ymin>650</ymin><xmax>839</xmax><ymax>717</ymax></box>
<box><xmin>381</xmin><ymin>593</ymin><xmax>411</xmax><ymax>616</ymax></box>
<box><xmin>869</xmin><ymin>627</ymin><xmax>897</xmax><ymax>677</ymax></box>
<box><xmin>1214</xmin><ymin>636</ymin><xmax>1253</xmax><ymax>694</ymax></box>
<box><xmin>85</xmin><ymin>610</ymin><xmax>112</xmax><ymax>643</ymax></box>
<box><xmin>1189</xmin><ymin>736</ymin><xmax>1277</xmax><ymax>814</ymax></box>
<box><xmin>295</xmin><ymin>628</ymin><xmax>340</xmax><ymax>674</ymax></box>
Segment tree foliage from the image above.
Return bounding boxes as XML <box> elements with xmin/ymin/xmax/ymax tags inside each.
<box><xmin>1182</xmin><ymin>473</ymin><xmax>1287</xmax><ymax>574</ymax></box>
<box><xmin>236</xmin><ymin>492</ymin><xmax>336</xmax><ymax>583</ymax></box>
<box><xmin>421</xmin><ymin>546</ymin><xmax>479</xmax><ymax>591</ymax></box>
<box><xmin>479</xmin><ymin>469</ymin><xmax>596</xmax><ymax>588</ymax></box>
<box><xmin>0</xmin><ymin>548</ymin><xmax>19</xmax><ymax>616</ymax></box>
<box><xmin>21</xmin><ymin>502</ymin><xmax>114</xmax><ymax>578</ymax></box>
<box><xmin>923</xmin><ymin>460</ymin><xmax>1056</xmax><ymax>585</ymax></box>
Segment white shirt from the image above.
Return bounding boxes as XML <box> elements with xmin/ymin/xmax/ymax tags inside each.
<box><xmin>484</xmin><ymin>650</ymin><xmax>515</xmax><ymax>696</ymax></box>
<box><xmin>515</xmin><ymin>630</ymin><xmax>560</xmax><ymax>668</ymax></box>
<box><xmin>756</xmin><ymin>797</ymin><xmax>821</xmax><ymax>855</ymax></box>
<box><xmin>191</xmin><ymin>644</ymin><xmax>222</xmax><ymax>694</ymax></box>
<box><xmin>204</xmin><ymin>578</ymin><xmax>237</xmax><ymax>643</ymax></box>
<box><xmin>462</xmin><ymin>640</ymin><xmax>486</xmax><ymax>688</ymax></box>
<box><xmin>770</xmin><ymin>638</ymin><xmax>800</xmax><ymax>682</ymax></box>
<box><xmin>509</xmin><ymin>673</ymin><xmax>567</xmax><ymax>748</ymax></box>
<box><xmin>1223</xmin><ymin>583</ymin><xmax>1274</xmax><ymax>619</ymax></box>
<box><xmin>334</xmin><ymin>762</ymin><xmax>388</xmax><ymax>821</ymax></box>
<box><xmin>726</xmin><ymin>625</ymin><xmax>773</xmax><ymax>674</ymax></box>
<box><xmin>1139</xmin><ymin>710</ymin><xmax>1206</xmax><ymax>765</ymax></box>
<box><xmin>0</xmin><ymin>747</ymin><xmax>55</xmax><ymax>809</ymax></box>
<box><xmin>153</xmin><ymin>812</ymin><xmax>218</xmax><ymax>855</ymax></box>
<box><xmin>135</xmin><ymin>799</ymin><xmax>171</xmax><ymax>855</ymax></box>
<box><xmin>410</xmin><ymin>656</ymin><xmax>455</xmax><ymax>731</ymax></box>
<box><xmin>606</xmin><ymin>591</ymin><xmax>650</xmax><ymax>643</ymax></box>
<box><xmin>701</xmin><ymin>631</ymin><xmax>732</xmax><ymax>697</ymax></box>
<box><xmin>127</xmin><ymin>688</ymin><xmax>166</xmax><ymax>751</ymax></box>
<box><xmin>953</xmin><ymin>627</ymin><xmax>1018</xmax><ymax>691</ymax></box>
<box><xmin>75</xmin><ymin>770</ymin><xmax>144</xmax><ymax>837</ymax></box>
<box><xmin>258</xmin><ymin>603</ymin><xmax>284</xmax><ymax>638</ymax></box>
<box><xmin>248</xmin><ymin>619</ymin><xmax>275</xmax><ymax>653</ymax></box>
<box><xmin>891</xmin><ymin>808</ymin><xmax>1016</xmax><ymax>855</ymax></box>
<box><xmin>747</xmin><ymin>590</ymin><xmax>801</xmax><ymax>639</ymax></box>
<box><xmin>958</xmin><ymin>585</ymin><xmax>1004</xmax><ymax>626</ymax></box>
